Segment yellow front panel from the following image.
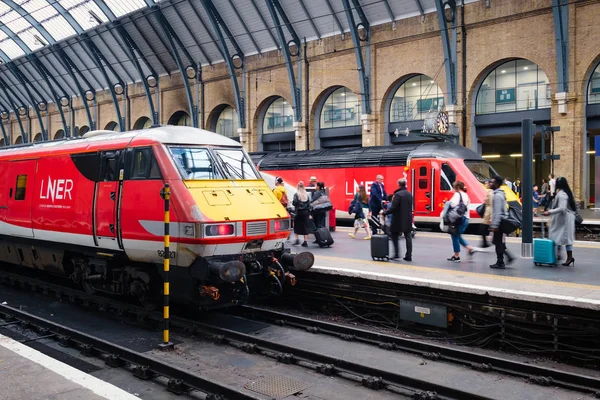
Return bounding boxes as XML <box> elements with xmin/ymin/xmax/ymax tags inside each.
<box><xmin>184</xmin><ymin>180</ymin><xmax>288</xmax><ymax>221</ymax></box>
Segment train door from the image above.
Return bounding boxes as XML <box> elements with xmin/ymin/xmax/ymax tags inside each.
<box><xmin>5</xmin><ymin>161</ymin><xmax>35</xmax><ymax>237</ymax></box>
<box><xmin>411</xmin><ymin>160</ymin><xmax>434</xmax><ymax>215</ymax></box>
<box><xmin>94</xmin><ymin>151</ymin><xmax>121</xmax><ymax>249</ymax></box>
<box><xmin>0</xmin><ymin>163</ymin><xmax>6</xmax><ymax>223</ymax></box>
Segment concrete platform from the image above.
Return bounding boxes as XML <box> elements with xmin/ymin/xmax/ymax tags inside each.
<box><xmin>0</xmin><ymin>333</ymin><xmax>138</xmax><ymax>400</ymax></box>
<box><xmin>302</xmin><ymin>228</ymin><xmax>600</xmax><ymax>311</ymax></box>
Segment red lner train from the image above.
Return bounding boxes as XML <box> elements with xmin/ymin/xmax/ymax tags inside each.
<box><xmin>252</xmin><ymin>141</ymin><xmax>519</xmax><ymax>223</ymax></box>
<box><xmin>0</xmin><ymin>126</ymin><xmax>313</xmax><ymax>309</ymax></box>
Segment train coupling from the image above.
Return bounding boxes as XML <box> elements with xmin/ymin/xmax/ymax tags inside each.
<box><xmin>199</xmin><ymin>285</ymin><xmax>220</xmax><ymax>301</ymax></box>
<box><xmin>279</xmin><ymin>252</ymin><xmax>314</xmax><ymax>271</ymax></box>
<box><xmin>209</xmin><ymin>260</ymin><xmax>246</xmax><ymax>283</ymax></box>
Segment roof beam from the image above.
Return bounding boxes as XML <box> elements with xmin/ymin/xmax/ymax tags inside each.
<box><xmin>47</xmin><ymin>0</ymin><xmax>84</xmax><ymax>34</ymax></box>
<box><xmin>552</xmin><ymin>0</ymin><xmax>569</xmax><ymax>92</ymax></box>
<box><xmin>3</xmin><ymin>0</ymin><xmax>55</xmax><ymax>45</ymax></box>
<box><xmin>414</xmin><ymin>0</ymin><xmax>425</xmax><ymax>21</ymax></box>
<box><xmin>6</xmin><ymin>64</ymin><xmax>47</xmax><ymax>140</ymax></box>
<box><xmin>0</xmin><ymin>78</ymin><xmax>28</xmax><ymax>141</ymax></box>
<box><xmin>298</xmin><ymin>0</ymin><xmax>321</xmax><ymax>40</ymax></box>
<box><xmin>96</xmin><ymin>29</ymin><xmax>137</xmax><ymax>83</ymax></box>
<box><xmin>265</xmin><ymin>0</ymin><xmax>302</xmax><ymax>122</ymax></box>
<box><xmin>226</xmin><ymin>0</ymin><xmax>262</xmax><ymax>55</ymax></box>
<box><xmin>324</xmin><ymin>0</ymin><xmax>344</xmax><ymax>37</ymax></box>
<box><xmin>28</xmin><ymin>55</ymin><xmax>69</xmax><ymax>135</ymax></box>
<box><xmin>0</xmin><ymin>21</ymin><xmax>31</xmax><ymax>54</ymax></box>
<box><xmin>341</xmin><ymin>0</ymin><xmax>371</xmax><ymax>114</ymax></box>
<box><xmin>435</xmin><ymin>0</ymin><xmax>457</xmax><ymax>105</ymax></box>
<box><xmin>128</xmin><ymin>16</ymin><xmax>170</xmax><ymax>75</ymax></box>
<box><xmin>200</xmin><ymin>0</ymin><xmax>246</xmax><ymax>129</ymax></box>
<box><xmin>171</xmin><ymin>2</ymin><xmax>213</xmax><ymax>65</ymax></box>
<box><xmin>381</xmin><ymin>0</ymin><xmax>396</xmax><ymax>26</ymax></box>
<box><xmin>249</xmin><ymin>0</ymin><xmax>279</xmax><ymax>49</ymax></box>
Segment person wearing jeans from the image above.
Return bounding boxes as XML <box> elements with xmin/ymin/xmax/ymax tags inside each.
<box><xmin>446</xmin><ymin>181</ymin><xmax>474</xmax><ymax>263</ymax></box>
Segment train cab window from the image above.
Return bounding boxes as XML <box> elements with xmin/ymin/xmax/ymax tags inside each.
<box><xmin>15</xmin><ymin>175</ymin><xmax>27</xmax><ymax>200</ymax></box>
<box><xmin>169</xmin><ymin>147</ymin><xmax>226</xmax><ymax>180</ymax></box>
<box><xmin>440</xmin><ymin>164</ymin><xmax>457</xmax><ymax>191</ymax></box>
<box><xmin>101</xmin><ymin>153</ymin><xmax>119</xmax><ymax>182</ymax></box>
<box><xmin>129</xmin><ymin>148</ymin><xmax>162</xmax><ymax>180</ymax></box>
<box><xmin>419</xmin><ymin>166</ymin><xmax>427</xmax><ymax>176</ymax></box>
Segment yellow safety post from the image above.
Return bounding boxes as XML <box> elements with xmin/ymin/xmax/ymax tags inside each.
<box><xmin>159</xmin><ymin>184</ymin><xmax>174</xmax><ymax>350</ymax></box>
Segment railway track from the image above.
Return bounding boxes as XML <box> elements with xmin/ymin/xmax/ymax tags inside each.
<box><xmin>1</xmin><ymin>269</ymin><xmax>599</xmax><ymax>399</ymax></box>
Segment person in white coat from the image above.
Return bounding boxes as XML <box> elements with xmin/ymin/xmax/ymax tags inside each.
<box><xmin>543</xmin><ymin>177</ymin><xmax>576</xmax><ymax>266</ymax></box>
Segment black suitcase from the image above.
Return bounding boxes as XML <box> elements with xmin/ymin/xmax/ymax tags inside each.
<box><xmin>314</xmin><ymin>227</ymin><xmax>334</xmax><ymax>248</ymax></box>
<box><xmin>371</xmin><ymin>234</ymin><xmax>389</xmax><ymax>261</ymax></box>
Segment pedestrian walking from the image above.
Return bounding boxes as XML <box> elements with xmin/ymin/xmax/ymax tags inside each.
<box><xmin>369</xmin><ymin>174</ymin><xmax>387</xmax><ymax>231</ymax></box>
<box><xmin>349</xmin><ymin>184</ymin><xmax>371</xmax><ymax>239</ymax></box>
<box><xmin>384</xmin><ymin>178</ymin><xmax>413</xmax><ymax>261</ymax></box>
<box><xmin>446</xmin><ymin>181</ymin><xmax>474</xmax><ymax>262</ymax></box>
<box><xmin>292</xmin><ymin>181</ymin><xmax>311</xmax><ymax>247</ymax></box>
<box><xmin>533</xmin><ymin>185</ymin><xmax>540</xmax><ymax>216</ymax></box>
<box><xmin>489</xmin><ymin>176</ymin><xmax>515</xmax><ymax>269</ymax></box>
<box><xmin>480</xmin><ymin>179</ymin><xmax>494</xmax><ymax>248</ymax></box>
<box><xmin>543</xmin><ymin>177</ymin><xmax>576</xmax><ymax>266</ymax></box>
<box><xmin>540</xmin><ymin>179</ymin><xmax>548</xmax><ymax>209</ymax></box>
<box><xmin>548</xmin><ymin>173</ymin><xmax>556</xmax><ymax>202</ymax></box>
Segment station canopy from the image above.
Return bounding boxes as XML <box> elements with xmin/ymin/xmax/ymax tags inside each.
<box><xmin>0</xmin><ymin>0</ymin><xmax>475</xmax><ymax>113</ymax></box>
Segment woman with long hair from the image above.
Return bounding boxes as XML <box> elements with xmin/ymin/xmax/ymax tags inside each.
<box><xmin>310</xmin><ymin>181</ymin><xmax>327</xmax><ymax>229</ymax></box>
<box><xmin>292</xmin><ymin>181</ymin><xmax>311</xmax><ymax>247</ymax></box>
<box><xmin>543</xmin><ymin>177</ymin><xmax>576</xmax><ymax>266</ymax></box>
<box><xmin>349</xmin><ymin>184</ymin><xmax>371</xmax><ymax>239</ymax></box>
<box><xmin>447</xmin><ymin>181</ymin><xmax>474</xmax><ymax>262</ymax></box>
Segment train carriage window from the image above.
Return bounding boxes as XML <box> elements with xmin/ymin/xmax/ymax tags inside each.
<box><xmin>15</xmin><ymin>175</ymin><xmax>27</xmax><ymax>200</ymax></box>
<box><xmin>100</xmin><ymin>152</ymin><xmax>120</xmax><ymax>182</ymax></box>
<box><xmin>132</xmin><ymin>149</ymin><xmax>151</xmax><ymax>179</ymax></box>
<box><xmin>440</xmin><ymin>164</ymin><xmax>457</xmax><ymax>191</ymax></box>
<box><xmin>418</xmin><ymin>179</ymin><xmax>428</xmax><ymax>189</ymax></box>
<box><xmin>419</xmin><ymin>166</ymin><xmax>427</xmax><ymax>176</ymax></box>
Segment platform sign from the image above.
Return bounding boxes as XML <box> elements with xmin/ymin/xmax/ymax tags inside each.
<box><xmin>596</xmin><ymin>136</ymin><xmax>600</xmax><ymax>208</ymax></box>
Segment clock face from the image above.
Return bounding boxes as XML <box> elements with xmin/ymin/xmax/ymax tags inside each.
<box><xmin>436</xmin><ymin>112</ymin><xmax>449</xmax><ymax>134</ymax></box>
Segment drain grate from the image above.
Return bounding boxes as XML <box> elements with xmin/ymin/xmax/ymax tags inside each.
<box><xmin>244</xmin><ymin>375</ymin><xmax>310</xmax><ymax>399</ymax></box>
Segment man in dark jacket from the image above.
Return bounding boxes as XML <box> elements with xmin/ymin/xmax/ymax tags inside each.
<box><xmin>384</xmin><ymin>178</ymin><xmax>413</xmax><ymax>261</ymax></box>
<box><xmin>369</xmin><ymin>174</ymin><xmax>387</xmax><ymax>231</ymax></box>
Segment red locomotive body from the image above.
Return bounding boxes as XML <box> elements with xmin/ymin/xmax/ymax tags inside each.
<box><xmin>0</xmin><ymin>126</ymin><xmax>313</xmax><ymax>309</ymax></box>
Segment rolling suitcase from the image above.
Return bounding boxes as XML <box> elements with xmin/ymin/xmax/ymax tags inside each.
<box><xmin>314</xmin><ymin>227</ymin><xmax>334</xmax><ymax>248</ymax></box>
<box><xmin>533</xmin><ymin>220</ymin><xmax>555</xmax><ymax>266</ymax></box>
<box><xmin>371</xmin><ymin>234</ymin><xmax>389</xmax><ymax>261</ymax></box>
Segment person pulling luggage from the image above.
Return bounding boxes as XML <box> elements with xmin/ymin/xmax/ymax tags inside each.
<box><xmin>384</xmin><ymin>178</ymin><xmax>413</xmax><ymax>261</ymax></box>
<box><xmin>369</xmin><ymin>174</ymin><xmax>387</xmax><ymax>232</ymax></box>
<box><xmin>542</xmin><ymin>177</ymin><xmax>576</xmax><ymax>266</ymax></box>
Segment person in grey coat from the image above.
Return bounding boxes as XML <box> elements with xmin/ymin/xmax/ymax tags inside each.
<box><xmin>543</xmin><ymin>177</ymin><xmax>576</xmax><ymax>266</ymax></box>
<box><xmin>489</xmin><ymin>175</ymin><xmax>515</xmax><ymax>269</ymax></box>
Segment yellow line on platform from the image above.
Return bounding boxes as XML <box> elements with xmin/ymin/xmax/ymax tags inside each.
<box><xmin>335</xmin><ymin>227</ymin><xmax>600</xmax><ymax>249</ymax></box>
<box><xmin>315</xmin><ymin>254</ymin><xmax>600</xmax><ymax>291</ymax></box>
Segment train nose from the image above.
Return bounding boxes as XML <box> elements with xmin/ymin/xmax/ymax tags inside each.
<box><xmin>209</xmin><ymin>260</ymin><xmax>246</xmax><ymax>283</ymax></box>
<box><xmin>280</xmin><ymin>252</ymin><xmax>315</xmax><ymax>271</ymax></box>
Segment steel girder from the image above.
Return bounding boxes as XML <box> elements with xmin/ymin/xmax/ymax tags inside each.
<box><xmin>249</xmin><ymin>0</ymin><xmax>279</xmax><ymax>49</ymax></box>
<box><xmin>325</xmin><ymin>0</ymin><xmax>344</xmax><ymax>37</ymax></box>
<box><xmin>0</xmin><ymin>77</ymin><xmax>27</xmax><ymax>141</ymax></box>
<box><xmin>552</xmin><ymin>0</ymin><xmax>569</xmax><ymax>92</ymax></box>
<box><xmin>128</xmin><ymin>16</ymin><xmax>171</xmax><ymax>75</ymax></box>
<box><xmin>435</xmin><ymin>0</ymin><xmax>458</xmax><ymax>105</ymax></box>
<box><xmin>265</xmin><ymin>0</ymin><xmax>302</xmax><ymax>122</ymax></box>
<box><xmin>298</xmin><ymin>0</ymin><xmax>321</xmax><ymax>39</ymax></box>
<box><xmin>53</xmin><ymin>46</ymin><xmax>95</xmax><ymax>130</ymax></box>
<box><xmin>0</xmin><ymin>113</ymin><xmax>8</xmax><ymax>144</ymax></box>
<box><xmin>28</xmin><ymin>55</ymin><xmax>69</xmax><ymax>136</ymax></box>
<box><xmin>201</xmin><ymin>0</ymin><xmax>247</xmax><ymax>129</ymax></box>
<box><xmin>414</xmin><ymin>0</ymin><xmax>425</xmax><ymax>21</ymax></box>
<box><xmin>7</xmin><ymin>64</ymin><xmax>48</xmax><ymax>140</ymax></box>
<box><xmin>226</xmin><ymin>0</ymin><xmax>261</xmax><ymax>55</ymax></box>
<box><xmin>341</xmin><ymin>0</ymin><xmax>371</xmax><ymax>114</ymax></box>
<box><xmin>154</xmin><ymin>9</ymin><xmax>199</xmax><ymax>127</ymax></box>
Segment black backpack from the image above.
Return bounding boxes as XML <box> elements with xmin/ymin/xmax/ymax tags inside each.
<box><xmin>500</xmin><ymin>201</ymin><xmax>522</xmax><ymax>234</ymax></box>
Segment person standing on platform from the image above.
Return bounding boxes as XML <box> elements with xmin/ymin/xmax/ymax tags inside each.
<box><xmin>504</xmin><ymin>177</ymin><xmax>514</xmax><ymax>192</ymax></box>
<box><xmin>369</xmin><ymin>174</ymin><xmax>387</xmax><ymax>230</ymax></box>
<box><xmin>543</xmin><ymin>177</ymin><xmax>576</xmax><ymax>266</ymax></box>
<box><xmin>384</xmin><ymin>178</ymin><xmax>413</xmax><ymax>261</ymax></box>
<box><xmin>480</xmin><ymin>179</ymin><xmax>494</xmax><ymax>248</ymax></box>
<box><xmin>489</xmin><ymin>176</ymin><xmax>515</xmax><ymax>269</ymax></box>
<box><xmin>349</xmin><ymin>184</ymin><xmax>371</xmax><ymax>239</ymax></box>
<box><xmin>310</xmin><ymin>182</ymin><xmax>327</xmax><ymax>229</ymax></box>
<box><xmin>446</xmin><ymin>181</ymin><xmax>474</xmax><ymax>262</ymax></box>
<box><xmin>548</xmin><ymin>173</ymin><xmax>556</xmax><ymax>203</ymax></box>
<box><xmin>540</xmin><ymin>179</ymin><xmax>548</xmax><ymax>209</ymax></box>
<box><xmin>514</xmin><ymin>179</ymin><xmax>521</xmax><ymax>196</ymax></box>
<box><xmin>292</xmin><ymin>181</ymin><xmax>311</xmax><ymax>247</ymax></box>
<box><xmin>307</xmin><ymin>176</ymin><xmax>317</xmax><ymax>188</ymax></box>
<box><xmin>533</xmin><ymin>185</ymin><xmax>540</xmax><ymax>216</ymax></box>
<box><xmin>273</xmin><ymin>177</ymin><xmax>288</xmax><ymax>208</ymax></box>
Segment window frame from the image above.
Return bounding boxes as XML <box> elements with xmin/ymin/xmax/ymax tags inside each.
<box><xmin>440</xmin><ymin>163</ymin><xmax>457</xmax><ymax>191</ymax></box>
<box><xmin>15</xmin><ymin>175</ymin><xmax>27</xmax><ymax>201</ymax></box>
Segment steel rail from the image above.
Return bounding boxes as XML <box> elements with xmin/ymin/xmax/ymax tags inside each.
<box><xmin>0</xmin><ymin>304</ymin><xmax>261</xmax><ymax>400</ymax></box>
<box><xmin>236</xmin><ymin>305</ymin><xmax>600</xmax><ymax>395</ymax></box>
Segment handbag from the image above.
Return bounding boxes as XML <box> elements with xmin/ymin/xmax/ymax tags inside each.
<box><xmin>500</xmin><ymin>202</ymin><xmax>522</xmax><ymax>234</ymax></box>
<box><xmin>575</xmin><ymin>212</ymin><xmax>583</xmax><ymax>226</ymax></box>
<box><xmin>312</xmin><ymin>194</ymin><xmax>333</xmax><ymax>212</ymax></box>
<box><xmin>447</xmin><ymin>193</ymin><xmax>467</xmax><ymax>224</ymax></box>
<box><xmin>476</xmin><ymin>203</ymin><xmax>486</xmax><ymax>218</ymax></box>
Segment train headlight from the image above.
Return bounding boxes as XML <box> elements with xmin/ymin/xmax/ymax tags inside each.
<box><xmin>202</xmin><ymin>223</ymin><xmax>236</xmax><ymax>238</ymax></box>
<box><xmin>270</xmin><ymin>218</ymin><xmax>291</xmax><ymax>233</ymax></box>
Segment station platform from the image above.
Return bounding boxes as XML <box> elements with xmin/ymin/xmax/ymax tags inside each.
<box><xmin>0</xmin><ymin>333</ymin><xmax>138</xmax><ymax>400</ymax></box>
<box><xmin>302</xmin><ymin>228</ymin><xmax>600</xmax><ymax>311</ymax></box>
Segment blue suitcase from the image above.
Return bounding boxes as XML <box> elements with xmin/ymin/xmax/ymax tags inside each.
<box><xmin>533</xmin><ymin>222</ymin><xmax>555</xmax><ymax>266</ymax></box>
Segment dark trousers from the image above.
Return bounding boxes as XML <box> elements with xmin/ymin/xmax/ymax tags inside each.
<box><xmin>312</xmin><ymin>211</ymin><xmax>326</xmax><ymax>229</ymax></box>
<box><xmin>480</xmin><ymin>225</ymin><xmax>490</xmax><ymax>247</ymax></box>
<box><xmin>492</xmin><ymin>230</ymin><xmax>514</xmax><ymax>264</ymax></box>
<box><xmin>369</xmin><ymin>205</ymin><xmax>382</xmax><ymax>232</ymax></box>
<box><xmin>391</xmin><ymin>231</ymin><xmax>412</xmax><ymax>258</ymax></box>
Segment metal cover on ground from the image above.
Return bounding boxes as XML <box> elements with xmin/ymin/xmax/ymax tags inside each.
<box><xmin>244</xmin><ymin>375</ymin><xmax>310</xmax><ymax>398</ymax></box>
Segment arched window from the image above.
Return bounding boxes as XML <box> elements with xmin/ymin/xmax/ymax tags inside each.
<box><xmin>476</xmin><ymin>59</ymin><xmax>550</xmax><ymax>115</ymax></box>
<box><xmin>215</xmin><ymin>106</ymin><xmax>239</xmax><ymax>139</ymax></box>
<box><xmin>105</xmin><ymin>121</ymin><xmax>119</xmax><ymax>131</ymax></box>
<box><xmin>588</xmin><ymin>63</ymin><xmax>600</xmax><ymax>104</ymax></box>
<box><xmin>54</xmin><ymin>129</ymin><xmax>65</xmax><ymax>140</ymax></box>
<box><xmin>263</xmin><ymin>97</ymin><xmax>293</xmax><ymax>135</ymax></box>
<box><xmin>33</xmin><ymin>133</ymin><xmax>42</xmax><ymax>142</ymax></box>
<box><xmin>79</xmin><ymin>126</ymin><xmax>90</xmax><ymax>135</ymax></box>
<box><xmin>168</xmin><ymin>111</ymin><xmax>190</xmax><ymax>126</ymax></box>
<box><xmin>15</xmin><ymin>135</ymin><xmax>23</xmax><ymax>144</ymax></box>
<box><xmin>390</xmin><ymin>75</ymin><xmax>443</xmax><ymax>122</ymax></box>
<box><xmin>133</xmin><ymin>117</ymin><xmax>152</xmax><ymax>130</ymax></box>
<box><xmin>320</xmin><ymin>87</ymin><xmax>361</xmax><ymax>128</ymax></box>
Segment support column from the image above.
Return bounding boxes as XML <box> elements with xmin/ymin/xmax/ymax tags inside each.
<box><xmin>550</xmin><ymin>91</ymin><xmax>582</xmax><ymax>204</ymax></box>
<box><xmin>294</xmin><ymin>121</ymin><xmax>307</xmax><ymax>151</ymax></box>
<box><xmin>361</xmin><ymin>114</ymin><xmax>379</xmax><ymax>147</ymax></box>
<box><xmin>238</xmin><ymin>127</ymin><xmax>253</xmax><ymax>153</ymax></box>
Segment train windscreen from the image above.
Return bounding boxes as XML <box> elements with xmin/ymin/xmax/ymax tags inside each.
<box><xmin>464</xmin><ymin>160</ymin><xmax>499</xmax><ymax>183</ymax></box>
<box><xmin>169</xmin><ymin>146</ymin><xmax>260</xmax><ymax>180</ymax></box>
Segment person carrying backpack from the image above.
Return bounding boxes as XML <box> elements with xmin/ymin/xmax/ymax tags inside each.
<box><xmin>446</xmin><ymin>181</ymin><xmax>474</xmax><ymax>262</ymax></box>
<box><xmin>489</xmin><ymin>175</ymin><xmax>516</xmax><ymax>269</ymax></box>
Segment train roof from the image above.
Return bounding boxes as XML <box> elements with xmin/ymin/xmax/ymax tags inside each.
<box><xmin>0</xmin><ymin>126</ymin><xmax>241</xmax><ymax>160</ymax></box>
<box><xmin>251</xmin><ymin>142</ymin><xmax>484</xmax><ymax>170</ymax></box>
